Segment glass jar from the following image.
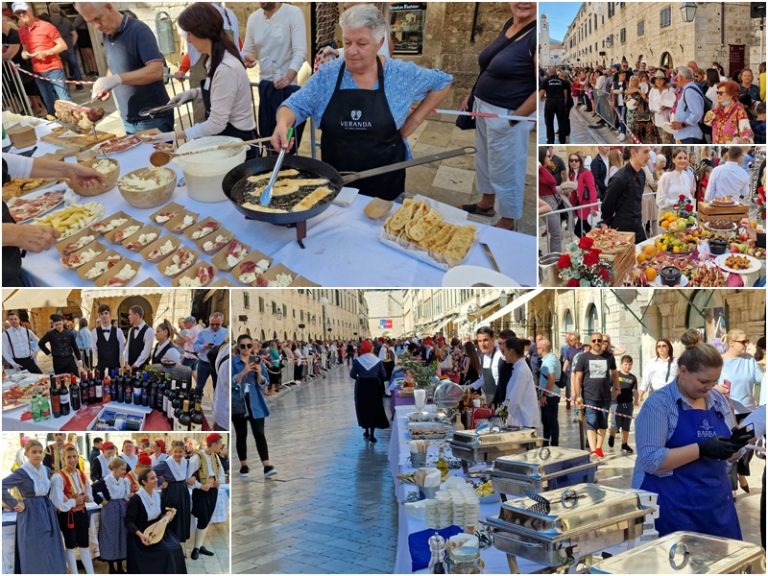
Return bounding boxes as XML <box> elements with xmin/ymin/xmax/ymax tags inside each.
<box><xmin>448</xmin><ymin>546</ymin><xmax>483</xmax><ymax>574</ymax></box>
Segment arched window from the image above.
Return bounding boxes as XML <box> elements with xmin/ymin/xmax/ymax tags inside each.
<box><xmin>586</xmin><ymin>304</ymin><xmax>599</xmax><ymax>335</ymax></box>
<box><xmin>564</xmin><ymin>309</ymin><xmax>575</xmax><ymax>333</ymax></box>
<box><xmin>686</xmin><ymin>290</ymin><xmax>726</xmax><ymax>342</ymax></box>
<box><xmin>660</xmin><ymin>51</ymin><xmax>673</xmax><ymax>70</ymax></box>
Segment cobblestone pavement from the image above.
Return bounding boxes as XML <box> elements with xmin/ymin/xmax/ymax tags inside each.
<box><xmin>233</xmin><ymin>362</ymin><xmax>764</xmax><ymax>573</ymax></box>
<box><xmin>537</xmin><ymin>103</ymin><xmax>622</xmax><ymax>145</ymax></box>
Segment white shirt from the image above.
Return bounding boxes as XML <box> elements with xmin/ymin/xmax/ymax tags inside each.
<box><xmin>378</xmin><ymin>344</ymin><xmax>395</xmax><ymax>362</ymax></box>
<box><xmin>242</xmin><ymin>3</ymin><xmax>307</xmax><ymax>81</ymax></box>
<box><xmin>504</xmin><ymin>358</ymin><xmax>542</xmax><ymax>430</ymax></box>
<box><xmin>120</xmin><ymin>453</ymin><xmax>138</xmax><ymax>470</ymax></box>
<box><xmin>3</xmin><ymin>154</ymin><xmax>33</xmax><ymax>179</ymax></box>
<box><xmin>213</xmin><ymin>344</ymin><xmax>230</xmax><ymax>429</ymax></box>
<box><xmin>50</xmin><ymin>469</ymin><xmax>93</xmax><ymax>512</ymax></box>
<box><xmin>648</xmin><ymin>86</ymin><xmax>674</xmax><ymax>126</ymax></box>
<box><xmin>125</xmin><ymin>321</ymin><xmax>154</xmax><ymax>368</ymax></box>
<box><xmin>91</xmin><ymin>323</ymin><xmax>126</xmax><ymax>365</ymax></box>
<box><xmin>470</xmin><ymin>348</ymin><xmax>503</xmax><ymax>391</ymax></box>
<box><xmin>188</xmin><ymin>451</ymin><xmax>225</xmax><ymax>490</ymax></box>
<box><xmin>152</xmin><ymin>340</ymin><xmax>181</xmax><ymax>365</ymax></box>
<box><xmin>150</xmin><ymin>453</ymin><xmax>168</xmax><ymax>467</ymax></box>
<box><xmin>104</xmin><ymin>473</ymin><xmax>131</xmax><ymax>500</ymax></box>
<box><xmin>185</xmin><ymin>51</ymin><xmax>257</xmax><ymax>139</ymax></box>
<box><xmin>641</xmin><ymin>356</ymin><xmax>679</xmax><ymax>392</ymax></box>
<box><xmin>2</xmin><ymin>325</ymin><xmax>39</xmax><ymax>366</ymax></box>
<box><xmin>656</xmin><ymin>170</ymin><xmax>695</xmax><ymax>210</ymax></box>
<box><xmin>180</xmin><ymin>325</ymin><xmax>200</xmax><ymax>359</ymax></box>
<box><xmin>704</xmin><ymin>161</ymin><xmax>750</xmax><ymax>202</ymax></box>
<box><xmin>705</xmin><ymin>85</ymin><xmax>718</xmax><ymax>104</ymax></box>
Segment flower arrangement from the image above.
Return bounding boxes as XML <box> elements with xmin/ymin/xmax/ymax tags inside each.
<box><xmin>557</xmin><ymin>236</ymin><xmax>611</xmax><ymax>287</ymax></box>
<box><xmin>673</xmin><ymin>194</ymin><xmax>696</xmax><ymax>219</ymax></box>
<box><xmin>756</xmin><ymin>186</ymin><xmax>765</xmax><ymax>227</ymax></box>
<box><xmin>398</xmin><ymin>351</ymin><xmax>438</xmax><ymax>390</ymax></box>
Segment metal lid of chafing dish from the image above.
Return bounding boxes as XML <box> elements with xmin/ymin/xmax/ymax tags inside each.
<box><xmin>493</xmin><ymin>447</ymin><xmax>592</xmax><ymax>477</ymax></box>
<box><xmin>451</xmin><ymin>428</ymin><xmax>538</xmax><ymax>446</ymax></box>
<box><xmin>588</xmin><ymin>531</ymin><xmax>767</xmax><ymax>574</ymax></box>
<box><xmin>495</xmin><ymin>484</ymin><xmax>642</xmax><ymax>535</ymax></box>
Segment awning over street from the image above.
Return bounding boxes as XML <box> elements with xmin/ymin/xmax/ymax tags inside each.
<box><xmin>3</xmin><ymin>289</ymin><xmax>77</xmax><ymax>310</ymax></box>
<box><xmin>482</xmin><ymin>289</ymin><xmax>544</xmax><ymax>324</ymax></box>
<box><xmin>434</xmin><ymin>314</ymin><xmax>458</xmax><ymax>333</ymax></box>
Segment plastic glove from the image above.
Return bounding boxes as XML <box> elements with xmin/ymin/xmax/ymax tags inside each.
<box><xmin>168</xmin><ymin>89</ymin><xmax>198</xmax><ymax>107</ymax></box>
<box><xmin>698</xmin><ymin>436</ymin><xmax>741</xmax><ymax>460</ymax></box>
<box><xmin>91</xmin><ymin>74</ymin><xmax>122</xmax><ymax>100</ymax></box>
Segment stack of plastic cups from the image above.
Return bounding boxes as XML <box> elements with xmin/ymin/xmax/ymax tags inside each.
<box><xmin>425</xmin><ymin>499</ymin><xmax>439</xmax><ymax>529</ymax></box>
<box><xmin>436</xmin><ymin>492</ymin><xmax>452</xmax><ymax>528</ymax></box>
<box><xmin>464</xmin><ymin>493</ymin><xmax>480</xmax><ymax>533</ymax></box>
<box><xmin>451</xmin><ymin>492</ymin><xmax>465</xmax><ymax>529</ymax></box>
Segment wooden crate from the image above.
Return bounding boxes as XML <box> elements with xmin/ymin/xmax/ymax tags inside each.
<box><xmin>601</xmin><ymin>243</ymin><xmax>635</xmax><ymax>286</ymax></box>
<box><xmin>698</xmin><ymin>202</ymin><xmax>748</xmax><ymax>225</ymax></box>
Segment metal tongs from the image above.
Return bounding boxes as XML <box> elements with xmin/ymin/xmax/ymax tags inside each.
<box><xmin>138</xmin><ymin>102</ymin><xmax>185</xmax><ymax>118</ymax></box>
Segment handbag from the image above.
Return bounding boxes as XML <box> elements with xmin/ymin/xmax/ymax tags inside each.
<box><xmin>456</xmin><ymin>19</ymin><xmax>535</xmax><ymax>130</ymax></box>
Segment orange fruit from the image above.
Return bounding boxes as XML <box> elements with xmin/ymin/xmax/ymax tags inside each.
<box><xmin>643</xmin><ymin>244</ymin><xmax>658</xmax><ymax>258</ymax></box>
<box><xmin>636</xmin><ymin>253</ymin><xmax>646</xmax><ymax>264</ymax></box>
<box><xmin>644</xmin><ymin>268</ymin><xmax>657</xmax><ymax>282</ymax></box>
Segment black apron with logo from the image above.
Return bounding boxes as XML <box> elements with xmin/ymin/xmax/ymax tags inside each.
<box><xmin>320</xmin><ymin>58</ymin><xmax>406</xmax><ymax>200</ymax></box>
<box><xmin>2</xmin><ymin>160</ymin><xmax>23</xmax><ymax>286</ymax></box>
<box><xmin>200</xmin><ymin>76</ymin><xmax>258</xmax><ymax>160</ymax></box>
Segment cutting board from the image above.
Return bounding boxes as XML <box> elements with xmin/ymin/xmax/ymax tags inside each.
<box><xmin>41</xmin><ymin>127</ymin><xmax>115</xmax><ymax>151</ymax></box>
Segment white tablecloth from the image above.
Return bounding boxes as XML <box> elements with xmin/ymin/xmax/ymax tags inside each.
<box><xmin>12</xmin><ymin>123</ymin><xmax>537</xmax><ymax>287</ymax></box>
<box><xmin>389</xmin><ymin>406</ymin><xmax>544</xmax><ymax>574</ymax></box>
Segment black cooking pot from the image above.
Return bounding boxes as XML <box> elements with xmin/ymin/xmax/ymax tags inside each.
<box><xmin>709</xmin><ymin>238</ymin><xmax>727</xmax><ymax>255</ymax></box>
<box><xmin>660</xmin><ymin>266</ymin><xmax>682</xmax><ymax>287</ymax></box>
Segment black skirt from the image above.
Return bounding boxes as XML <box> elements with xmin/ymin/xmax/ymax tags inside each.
<box><xmin>160</xmin><ymin>480</ymin><xmax>191</xmax><ymax>542</ymax></box>
<box><xmin>127</xmin><ymin>530</ymin><xmax>187</xmax><ymax>574</ymax></box>
<box><xmin>191</xmin><ymin>487</ymin><xmax>218</xmax><ymax>530</ymax></box>
<box><xmin>354</xmin><ymin>376</ymin><xmax>390</xmax><ymax>430</ymax></box>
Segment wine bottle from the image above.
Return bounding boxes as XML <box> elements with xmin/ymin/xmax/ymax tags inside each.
<box><xmin>172</xmin><ymin>391</ymin><xmax>183</xmax><ymax>430</ymax></box>
<box><xmin>50</xmin><ymin>375</ymin><xmax>62</xmax><ymax>418</ymax></box>
<box><xmin>111</xmin><ymin>368</ymin><xmax>118</xmax><ymax>400</ymax></box>
<box><xmin>141</xmin><ymin>372</ymin><xmax>150</xmax><ymax>407</ymax></box>
<box><xmin>132</xmin><ymin>372</ymin><xmax>143</xmax><ymax>405</ymax></box>
<box><xmin>59</xmin><ymin>380</ymin><xmax>70</xmax><ymax>416</ymax></box>
<box><xmin>102</xmin><ymin>370</ymin><xmax>111</xmax><ymax>403</ymax></box>
<box><xmin>40</xmin><ymin>391</ymin><xmax>51</xmax><ymax>420</ymax></box>
<box><xmin>125</xmin><ymin>371</ymin><xmax>133</xmax><ymax>404</ymax></box>
<box><xmin>163</xmin><ymin>378</ymin><xmax>173</xmax><ymax>417</ymax></box>
<box><xmin>179</xmin><ymin>399</ymin><xmax>191</xmax><ymax>431</ymax></box>
<box><xmin>117</xmin><ymin>369</ymin><xmax>125</xmax><ymax>403</ymax></box>
<box><xmin>191</xmin><ymin>398</ymin><xmax>204</xmax><ymax>432</ymax></box>
<box><xmin>87</xmin><ymin>370</ymin><xmax>95</xmax><ymax>405</ymax></box>
<box><xmin>70</xmin><ymin>374</ymin><xmax>82</xmax><ymax>411</ymax></box>
<box><xmin>95</xmin><ymin>370</ymin><xmax>103</xmax><ymax>403</ymax></box>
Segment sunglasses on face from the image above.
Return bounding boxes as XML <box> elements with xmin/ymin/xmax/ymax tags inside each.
<box><xmin>716</xmin><ymin>91</ymin><xmax>726</xmax><ymax>95</ymax></box>
<box><xmin>592</xmin><ymin>339</ymin><xmax>603</xmax><ymax>343</ymax></box>
<box><xmin>569</xmin><ymin>158</ymin><xmax>580</xmax><ymax>163</ymax></box>
<box><xmin>734</xmin><ymin>339</ymin><xmax>749</xmax><ymax>345</ymax></box>
<box><xmin>210</xmin><ymin>323</ymin><xmax>222</xmax><ymax>328</ymax></box>
<box><xmin>240</xmin><ymin>343</ymin><xmax>253</xmax><ymax>349</ymax></box>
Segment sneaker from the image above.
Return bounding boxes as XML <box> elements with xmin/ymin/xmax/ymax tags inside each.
<box><xmin>264</xmin><ymin>465</ymin><xmax>277</xmax><ymax>477</ymax></box>
<box><xmin>617</xmin><ymin>133</ymin><xmax>626</xmax><ymax>142</ymax></box>
<box><xmin>199</xmin><ymin>547</ymin><xmax>215</xmax><ymax>557</ymax></box>
<box><xmin>595</xmin><ymin>448</ymin><xmax>605</xmax><ymax>459</ymax></box>
<box><xmin>608</xmin><ymin>435</ymin><xmax>615</xmax><ymax>448</ymax></box>
<box><xmin>239</xmin><ymin>465</ymin><xmax>250</xmax><ymax>476</ymax></box>
<box><xmin>590</xmin><ymin>451</ymin><xmax>600</xmax><ymax>462</ymax></box>
<box><xmin>461</xmin><ymin>203</ymin><xmax>496</xmax><ymax>218</ymax></box>
<box><xmin>190</xmin><ymin>548</ymin><xmax>200</xmax><ymax>560</ymax></box>
<box><xmin>621</xmin><ymin>444</ymin><xmax>634</xmax><ymax>454</ymax></box>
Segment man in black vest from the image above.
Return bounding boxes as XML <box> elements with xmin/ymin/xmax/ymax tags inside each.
<box><xmin>91</xmin><ymin>304</ymin><xmax>125</xmax><ymax>373</ymax></box>
<box><xmin>38</xmin><ymin>314</ymin><xmax>80</xmax><ymax>375</ymax></box>
<box><xmin>470</xmin><ymin>327</ymin><xmax>516</xmax><ymax>407</ymax></box>
<box><xmin>2</xmin><ymin>310</ymin><xmax>42</xmax><ymax>373</ymax></box>
<box><xmin>124</xmin><ymin>305</ymin><xmax>153</xmax><ymax>371</ymax></box>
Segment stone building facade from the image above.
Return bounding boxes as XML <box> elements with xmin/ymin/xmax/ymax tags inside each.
<box><xmin>365</xmin><ymin>290</ymin><xmax>406</xmax><ymax>339</ymax></box>
<box><xmin>561</xmin><ymin>2</ymin><xmax>762</xmax><ymax>75</ymax></box>
<box><xmin>231</xmin><ymin>289</ymin><xmax>369</xmax><ymax>343</ymax></box>
<box><xmin>526</xmin><ymin>288</ymin><xmax>765</xmax><ymax>380</ymax></box>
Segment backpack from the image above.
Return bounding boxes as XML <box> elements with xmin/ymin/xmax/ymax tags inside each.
<box><xmin>682</xmin><ymin>84</ymin><xmax>712</xmax><ymax>136</ymax></box>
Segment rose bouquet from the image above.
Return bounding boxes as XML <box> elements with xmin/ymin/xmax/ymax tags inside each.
<box><xmin>557</xmin><ymin>236</ymin><xmax>611</xmax><ymax>287</ymax></box>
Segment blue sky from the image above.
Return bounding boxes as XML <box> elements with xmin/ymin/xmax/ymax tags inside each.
<box><xmin>540</xmin><ymin>2</ymin><xmax>583</xmax><ymax>42</ymax></box>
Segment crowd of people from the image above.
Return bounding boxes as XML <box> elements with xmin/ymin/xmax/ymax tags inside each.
<box><xmin>359</xmin><ymin>324</ymin><xmax>765</xmax><ymax>547</ymax></box>
<box><xmin>540</xmin><ymin>59</ymin><xmax>766</xmax><ymax>145</ymax></box>
<box><xmin>2</xmin><ymin>305</ymin><xmax>231</xmax><ymax>429</ymax></box>
<box><xmin>539</xmin><ymin>145</ymin><xmax>764</xmax><ymax>248</ymax></box>
<box><xmin>2</xmin><ymin>432</ymin><xmax>229</xmax><ymax>573</ymax></box>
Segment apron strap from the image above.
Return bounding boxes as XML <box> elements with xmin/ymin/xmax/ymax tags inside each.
<box><xmin>334</xmin><ymin>57</ymin><xmax>385</xmax><ymax>92</ymax></box>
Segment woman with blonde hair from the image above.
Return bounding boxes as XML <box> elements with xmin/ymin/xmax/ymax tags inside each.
<box><xmin>632</xmin><ymin>329</ymin><xmax>747</xmax><ymax>538</ymax></box>
<box><xmin>93</xmin><ymin>457</ymin><xmax>131</xmax><ymax>574</ymax></box>
<box><xmin>717</xmin><ymin>328</ymin><xmax>763</xmax><ymax>493</ymax></box>
<box><xmin>607</xmin><ymin>148</ymin><xmax>624</xmax><ymax>180</ymax></box>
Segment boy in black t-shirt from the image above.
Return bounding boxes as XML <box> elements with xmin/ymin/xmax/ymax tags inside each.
<box><xmin>608</xmin><ymin>355</ymin><xmax>638</xmax><ymax>454</ymax></box>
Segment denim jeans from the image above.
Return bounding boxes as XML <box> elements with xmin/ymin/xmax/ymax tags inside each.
<box><xmin>35</xmin><ymin>68</ymin><xmax>72</xmax><ymax>114</ymax></box>
<box><xmin>61</xmin><ymin>49</ymin><xmax>83</xmax><ymax>83</ymax></box>
<box><xmin>678</xmin><ymin>137</ymin><xmax>705</xmax><ymax>144</ymax></box>
<box><xmin>182</xmin><ymin>357</ymin><xmax>198</xmax><ymax>372</ymax></box>
<box><xmin>123</xmin><ymin>115</ymin><xmax>174</xmax><ymax>135</ymax></box>
<box><xmin>195</xmin><ymin>360</ymin><xmax>213</xmax><ymax>396</ymax></box>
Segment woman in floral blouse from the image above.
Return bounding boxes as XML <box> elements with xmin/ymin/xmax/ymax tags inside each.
<box><xmin>705</xmin><ymin>81</ymin><xmax>754</xmax><ymax>144</ymax></box>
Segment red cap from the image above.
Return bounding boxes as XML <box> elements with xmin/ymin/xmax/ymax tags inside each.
<box><xmin>425</xmin><ymin>337</ymin><xmax>434</xmax><ymax>345</ymax></box>
<box><xmin>437</xmin><ymin>336</ymin><xmax>445</xmax><ymax>343</ymax></box>
<box><xmin>101</xmin><ymin>441</ymin><xmax>115</xmax><ymax>451</ymax></box>
<box><xmin>378</xmin><ymin>337</ymin><xmax>385</xmax><ymax>342</ymax></box>
<box><xmin>139</xmin><ymin>437</ymin><xmax>150</xmax><ymax>445</ymax></box>
<box><xmin>155</xmin><ymin>439</ymin><xmax>166</xmax><ymax>452</ymax></box>
<box><xmin>137</xmin><ymin>454</ymin><xmax>152</xmax><ymax>466</ymax></box>
<box><xmin>360</xmin><ymin>340</ymin><xmax>373</xmax><ymax>354</ymax></box>
<box><xmin>206</xmin><ymin>433</ymin><xmax>222</xmax><ymax>444</ymax></box>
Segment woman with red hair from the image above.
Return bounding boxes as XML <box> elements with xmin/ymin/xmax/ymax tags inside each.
<box><xmin>704</xmin><ymin>81</ymin><xmax>754</xmax><ymax>144</ymax></box>
<box><xmin>351</xmin><ymin>339</ymin><xmax>389</xmax><ymax>443</ymax></box>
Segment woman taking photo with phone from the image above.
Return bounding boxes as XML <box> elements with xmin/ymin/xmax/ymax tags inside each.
<box><xmin>232</xmin><ymin>335</ymin><xmax>276</xmax><ymax>478</ymax></box>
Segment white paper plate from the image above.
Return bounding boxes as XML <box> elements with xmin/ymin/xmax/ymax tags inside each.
<box><xmin>442</xmin><ymin>265</ymin><xmax>520</xmax><ymax>287</ymax></box>
<box><xmin>715</xmin><ymin>253</ymin><xmax>763</xmax><ymax>275</ymax></box>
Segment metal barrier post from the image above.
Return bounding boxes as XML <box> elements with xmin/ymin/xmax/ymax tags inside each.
<box><xmin>2</xmin><ymin>61</ymin><xmax>33</xmax><ymax>116</ymax></box>
<box><xmin>594</xmin><ymin>88</ymin><xmax>617</xmax><ymax>130</ymax></box>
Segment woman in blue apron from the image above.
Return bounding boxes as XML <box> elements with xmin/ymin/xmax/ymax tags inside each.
<box><xmin>271</xmin><ymin>4</ymin><xmax>453</xmax><ymax>200</ymax></box>
<box><xmin>632</xmin><ymin>331</ymin><xmax>747</xmax><ymax>539</ymax></box>
<box><xmin>171</xmin><ymin>3</ymin><xmax>258</xmax><ymax>159</ymax></box>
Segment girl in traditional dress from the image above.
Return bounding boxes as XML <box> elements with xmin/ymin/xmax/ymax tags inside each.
<box><xmin>93</xmin><ymin>457</ymin><xmax>131</xmax><ymax>574</ymax></box>
<box><xmin>153</xmin><ymin>440</ymin><xmax>193</xmax><ymax>543</ymax></box>
<box><xmin>351</xmin><ymin>339</ymin><xmax>390</xmax><ymax>443</ymax></box>
<box><xmin>50</xmin><ymin>444</ymin><xmax>96</xmax><ymax>574</ymax></box>
<box><xmin>127</xmin><ymin>453</ymin><xmax>152</xmax><ymax>494</ymax></box>
<box><xmin>90</xmin><ymin>440</ymin><xmax>118</xmax><ymax>482</ymax></box>
<box><xmin>125</xmin><ymin>469</ymin><xmax>187</xmax><ymax>574</ymax></box>
<box><xmin>150</xmin><ymin>439</ymin><xmax>168</xmax><ymax>467</ymax></box>
<box><xmin>1</xmin><ymin>439</ymin><xmax>67</xmax><ymax>573</ymax></box>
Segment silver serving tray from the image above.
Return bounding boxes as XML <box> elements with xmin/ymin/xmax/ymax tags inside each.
<box><xmin>491</xmin><ymin>462</ymin><xmax>598</xmax><ymax>497</ymax></box>
<box><xmin>494</xmin><ymin>447</ymin><xmax>592</xmax><ymax>477</ymax></box>
<box><xmin>589</xmin><ymin>531</ymin><xmax>766</xmax><ymax>574</ymax></box>
<box><xmin>450</xmin><ymin>428</ymin><xmax>543</xmax><ymax>465</ymax></box>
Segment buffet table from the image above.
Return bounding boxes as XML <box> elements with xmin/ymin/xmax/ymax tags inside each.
<box><xmin>9</xmin><ymin>122</ymin><xmax>536</xmax><ymax>287</ymax></box>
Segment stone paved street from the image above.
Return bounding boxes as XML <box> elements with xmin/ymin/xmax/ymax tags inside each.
<box><xmin>231</xmin><ymin>362</ymin><xmax>764</xmax><ymax>573</ymax></box>
<box><xmin>537</xmin><ymin>103</ymin><xmax>622</xmax><ymax>145</ymax></box>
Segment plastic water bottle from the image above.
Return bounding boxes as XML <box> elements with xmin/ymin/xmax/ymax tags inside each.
<box><xmin>31</xmin><ymin>393</ymin><xmax>40</xmax><ymax>423</ymax></box>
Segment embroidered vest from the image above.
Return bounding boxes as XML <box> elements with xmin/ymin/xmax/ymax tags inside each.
<box><xmin>127</xmin><ymin>471</ymin><xmax>139</xmax><ymax>494</ymax></box>
<box><xmin>60</xmin><ymin>468</ymin><xmax>87</xmax><ymax>510</ymax></box>
<box><xmin>194</xmin><ymin>450</ymin><xmax>221</xmax><ymax>484</ymax></box>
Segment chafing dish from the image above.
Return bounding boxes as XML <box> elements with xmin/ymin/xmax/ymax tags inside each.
<box><xmin>491</xmin><ymin>447</ymin><xmax>598</xmax><ymax>498</ymax></box>
<box><xmin>450</xmin><ymin>428</ymin><xmax>543</xmax><ymax>472</ymax></box>
<box><xmin>484</xmin><ymin>484</ymin><xmax>654</xmax><ymax>570</ymax></box>
<box><xmin>589</xmin><ymin>531</ymin><xmax>766</xmax><ymax>574</ymax></box>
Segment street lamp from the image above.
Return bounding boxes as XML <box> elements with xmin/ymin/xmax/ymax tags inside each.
<box><xmin>680</xmin><ymin>2</ymin><xmax>697</xmax><ymax>22</ymax></box>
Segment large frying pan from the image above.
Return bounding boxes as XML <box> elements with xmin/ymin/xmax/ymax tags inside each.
<box><xmin>222</xmin><ymin>147</ymin><xmax>476</xmax><ymax>246</ymax></box>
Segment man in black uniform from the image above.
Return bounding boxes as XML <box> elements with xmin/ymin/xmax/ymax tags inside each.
<box><xmin>124</xmin><ymin>305</ymin><xmax>153</xmax><ymax>371</ymax></box>
<box><xmin>38</xmin><ymin>314</ymin><xmax>81</xmax><ymax>375</ymax></box>
<box><xmin>540</xmin><ymin>67</ymin><xmax>568</xmax><ymax>144</ymax></box>
<box><xmin>92</xmin><ymin>304</ymin><xmax>125</xmax><ymax>373</ymax></box>
<box><xmin>601</xmin><ymin>146</ymin><xmax>650</xmax><ymax>242</ymax></box>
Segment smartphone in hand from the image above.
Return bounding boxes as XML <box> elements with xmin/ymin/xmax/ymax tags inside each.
<box><xmin>730</xmin><ymin>423</ymin><xmax>755</xmax><ymax>447</ymax></box>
